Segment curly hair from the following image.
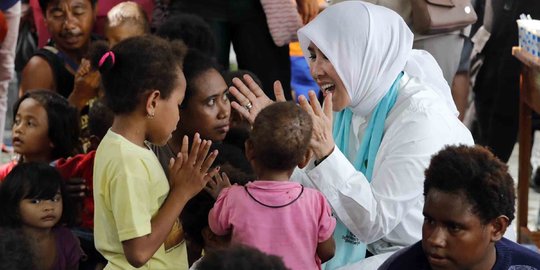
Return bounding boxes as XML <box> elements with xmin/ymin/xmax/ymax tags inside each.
<box><xmin>180</xmin><ymin>49</ymin><xmax>222</xmax><ymax>108</ymax></box>
<box><xmin>156</xmin><ymin>14</ymin><xmax>216</xmax><ymax>56</ymax></box>
<box><xmin>197</xmin><ymin>245</ymin><xmax>289</xmax><ymax>270</ymax></box>
<box><xmin>0</xmin><ymin>162</ymin><xmax>74</xmax><ymax>228</ymax></box>
<box><xmin>89</xmin><ymin>36</ymin><xmax>186</xmax><ymax>114</ymax></box>
<box><xmin>424</xmin><ymin>145</ymin><xmax>516</xmax><ymax>224</ymax></box>
<box><xmin>250</xmin><ymin>102</ymin><xmax>313</xmax><ymax>171</ymax></box>
<box><xmin>13</xmin><ymin>89</ymin><xmax>80</xmax><ymax>160</ymax></box>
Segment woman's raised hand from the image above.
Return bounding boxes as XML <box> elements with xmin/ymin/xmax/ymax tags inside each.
<box><xmin>298</xmin><ymin>91</ymin><xmax>335</xmax><ymax>160</ymax></box>
<box><xmin>168</xmin><ymin>133</ymin><xmax>219</xmax><ymax>200</ymax></box>
<box><xmin>229</xmin><ymin>74</ymin><xmax>287</xmax><ymax>124</ymax></box>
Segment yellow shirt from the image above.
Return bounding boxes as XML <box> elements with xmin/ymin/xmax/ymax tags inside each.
<box><xmin>93</xmin><ymin>130</ymin><xmax>188</xmax><ymax>269</ymax></box>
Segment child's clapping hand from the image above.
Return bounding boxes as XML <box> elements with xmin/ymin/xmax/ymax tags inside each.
<box><xmin>168</xmin><ymin>133</ymin><xmax>219</xmax><ymax>200</ymax></box>
<box><xmin>205</xmin><ymin>172</ymin><xmax>232</xmax><ymax>199</ymax></box>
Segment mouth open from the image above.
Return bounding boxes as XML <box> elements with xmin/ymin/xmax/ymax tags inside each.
<box><xmin>12</xmin><ymin>137</ymin><xmax>22</xmax><ymax>146</ymax></box>
<box><xmin>320</xmin><ymin>83</ymin><xmax>336</xmax><ymax>96</ymax></box>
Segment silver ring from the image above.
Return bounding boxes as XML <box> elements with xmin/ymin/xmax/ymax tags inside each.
<box><xmin>244</xmin><ymin>102</ymin><xmax>253</xmax><ymax>110</ymax></box>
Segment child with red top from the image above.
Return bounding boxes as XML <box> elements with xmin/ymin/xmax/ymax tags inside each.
<box><xmin>208</xmin><ymin>102</ymin><xmax>336</xmax><ymax>270</ymax></box>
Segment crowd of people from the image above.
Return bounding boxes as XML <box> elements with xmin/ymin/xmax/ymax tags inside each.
<box><xmin>0</xmin><ymin>0</ymin><xmax>539</xmax><ymax>269</ymax></box>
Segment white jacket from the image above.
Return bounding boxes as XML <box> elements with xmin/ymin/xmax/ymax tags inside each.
<box><xmin>292</xmin><ymin>74</ymin><xmax>474</xmax><ymax>254</ymax></box>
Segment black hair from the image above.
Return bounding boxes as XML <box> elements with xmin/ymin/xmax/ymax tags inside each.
<box><xmin>39</xmin><ymin>0</ymin><xmax>97</xmax><ymax>14</ymax></box>
<box><xmin>156</xmin><ymin>13</ymin><xmax>216</xmax><ymax>56</ymax></box>
<box><xmin>250</xmin><ymin>102</ymin><xmax>313</xmax><ymax>171</ymax></box>
<box><xmin>424</xmin><ymin>145</ymin><xmax>516</xmax><ymax>224</ymax></box>
<box><xmin>196</xmin><ymin>245</ymin><xmax>290</xmax><ymax>270</ymax></box>
<box><xmin>222</xmin><ymin>69</ymin><xmax>264</xmax><ymax>89</ymax></box>
<box><xmin>180</xmin><ymin>191</ymin><xmax>215</xmax><ymax>248</ymax></box>
<box><xmin>89</xmin><ymin>36</ymin><xmax>186</xmax><ymax>114</ymax></box>
<box><xmin>13</xmin><ymin>89</ymin><xmax>80</xmax><ymax>160</ymax></box>
<box><xmin>211</xmin><ymin>143</ymin><xmax>254</xmax><ymax>185</ymax></box>
<box><xmin>0</xmin><ymin>162</ymin><xmax>74</xmax><ymax>228</ymax></box>
<box><xmin>88</xmin><ymin>98</ymin><xmax>114</xmax><ymax>139</ymax></box>
<box><xmin>0</xmin><ymin>228</ymin><xmax>36</xmax><ymax>270</ymax></box>
<box><xmin>181</xmin><ymin>49</ymin><xmax>222</xmax><ymax>108</ymax></box>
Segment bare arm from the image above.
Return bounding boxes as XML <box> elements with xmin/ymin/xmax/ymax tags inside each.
<box><xmin>296</xmin><ymin>0</ymin><xmax>319</xmax><ymax>24</ymax></box>
<box><xmin>19</xmin><ymin>56</ymin><xmax>56</xmax><ymax>96</ymax></box>
<box><xmin>316</xmin><ymin>236</ymin><xmax>335</xmax><ymax>263</ymax></box>
<box><xmin>122</xmin><ymin>135</ymin><xmax>218</xmax><ymax>267</ymax></box>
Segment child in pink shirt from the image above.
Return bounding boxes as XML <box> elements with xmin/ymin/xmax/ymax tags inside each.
<box><xmin>208</xmin><ymin>102</ymin><xmax>336</xmax><ymax>270</ymax></box>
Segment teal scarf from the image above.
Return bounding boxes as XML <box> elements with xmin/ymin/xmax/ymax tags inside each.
<box><xmin>323</xmin><ymin>72</ymin><xmax>403</xmax><ymax>269</ymax></box>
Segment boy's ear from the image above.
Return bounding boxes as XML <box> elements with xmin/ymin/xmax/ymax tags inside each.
<box><xmin>489</xmin><ymin>215</ymin><xmax>509</xmax><ymax>242</ymax></box>
<box><xmin>145</xmin><ymin>90</ymin><xmax>161</xmax><ymax>117</ymax></box>
<box><xmin>244</xmin><ymin>139</ymin><xmax>255</xmax><ymax>161</ymax></box>
<box><xmin>298</xmin><ymin>149</ymin><xmax>313</xmax><ymax>169</ymax></box>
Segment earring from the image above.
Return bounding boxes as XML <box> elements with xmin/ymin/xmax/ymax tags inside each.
<box><xmin>146</xmin><ymin>112</ymin><xmax>155</xmax><ymax>119</ymax></box>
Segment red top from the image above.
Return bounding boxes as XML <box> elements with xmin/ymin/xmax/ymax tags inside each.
<box><xmin>55</xmin><ymin>151</ymin><xmax>96</xmax><ymax>230</ymax></box>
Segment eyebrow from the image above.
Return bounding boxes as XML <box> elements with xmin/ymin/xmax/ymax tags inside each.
<box><xmin>204</xmin><ymin>88</ymin><xmax>229</xmax><ymax>100</ymax></box>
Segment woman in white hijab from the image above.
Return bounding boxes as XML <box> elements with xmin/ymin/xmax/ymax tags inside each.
<box><xmin>229</xmin><ymin>1</ymin><xmax>473</xmax><ymax>269</ymax></box>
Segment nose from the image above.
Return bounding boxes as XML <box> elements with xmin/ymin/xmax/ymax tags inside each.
<box><xmin>310</xmin><ymin>59</ymin><xmax>323</xmax><ymax>82</ymax></box>
<box><xmin>217</xmin><ymin>98</ymin><xmax>231</xmax><ymax>120</ymax></box>
<box><xmin>42</xmin><ymin>200</ymin><xmax>55</xmax><ymax>212</ymax></box>
<box><xmin>63</xmin><ymin>12</ymin><xmax>78</xmax><ymax>30</ymax></box>
<box><xmin>425</xmin><ymin>226</ymin><xmax>447</xmax><ymax>248</ymax></box>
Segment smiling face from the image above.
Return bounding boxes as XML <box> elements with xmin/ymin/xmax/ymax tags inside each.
<box><xmin>19</xmin><ymin>190</ymin><xmax>62</xmax><ymax>230</ymax></box>
<box><xmin>44</xmin><ymin>0</ymin><xmax>95</xmax><ymax>53</ymax></box>
<box><xmin>179</xmin><ymin>68</ymin><xmax>231</xmax><ymax>142</ymax></box>
<box><xmin>12</xmin><ymin>98</ymin><xmax>53</xmax><ymax>162</ymax></box>
<box><xmin>307</xmin><ymin>43</ymin><xmax>350</xmax><ymax>111</ymax></box>
<box><xmin>422</xmin><ymin>190</ymin><xmax>498</xmax><ymax>270</ymax></box>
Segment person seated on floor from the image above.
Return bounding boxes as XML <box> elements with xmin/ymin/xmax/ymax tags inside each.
<box><xmin>0</xmin><ymin>90</ymin><xmax>80</xmax><ymax>180</ymax></box>
<box><xmin>151</xmin><ymin>49</ymin><xmax>252</xmax><ymax>180</ymax></box>
<box><xmin>380</xmin><ymin>145</ymin><xmax>540</xmax><ymax>270</ymax></box>
<box><xmin>20</xmin><ymin>0</ymin><xmax>98</xmax><ymax>109</ymax></box>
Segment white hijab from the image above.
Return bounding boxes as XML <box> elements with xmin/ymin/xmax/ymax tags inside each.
<box><xmin>297</xmin><ymin>1</ymin><xmax>458</xmax><ymax>116</ymax></box>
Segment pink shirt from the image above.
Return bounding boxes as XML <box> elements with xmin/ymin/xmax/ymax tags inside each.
<box><xmin>209</xmin><ymin>181</ymin><xmax>336</xmax><ymax>270</ymax></box>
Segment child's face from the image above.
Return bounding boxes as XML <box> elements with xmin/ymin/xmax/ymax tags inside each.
<box><xmin>150</xmin><ymin>72</ymin><xmax>187</xmax><ymax>145</ymax></box>
<box><xmin>44</xmin><ymin>0</ymin><xmax>96</xmax><ymax>52</ymax></box>
<box><xmin>422</xmin><ymin>189</ymin><xmax>496</xmax><ymax>270</ymax></box>
<box><xmin>19</xmin><ymin>191</ymin><xmax>62</xmax><ymax>230</ymax></box>
<box><xmin>180</xmin><ymin>69</ymin><xmax>231</xmax><ymax>142</ymax></box>
<box><xmin>12</xmin><ymin>98</ymin><xmax>53</xmax><ymax>161</ymax></box>
<box><xmin>105</xmin><ymin>23</ymin><xmax>145</xmax><ymax>48</ymax></box>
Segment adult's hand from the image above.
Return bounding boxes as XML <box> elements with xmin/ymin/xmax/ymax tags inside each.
<box><xmin>65</xmin><ymin>177</ymin><xmax>87</xmax><ymax>199</ymax></box>
<box><xmin>297</xmin><ymin>0</ymin><xmax>319</xmax><ymax>25</ymax></box>
<box><xmin>298</xmin><ymin>91</ymin><xmax>335</xmax><ymax>160</ymax></box>
<box><xmin>229</xmin><ymin>74</ymin><xmax>286</xmax><ymax>124</ymax></box>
